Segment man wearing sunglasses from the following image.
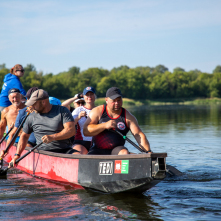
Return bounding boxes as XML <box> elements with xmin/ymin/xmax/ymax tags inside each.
<box><xmin>0</xmin><ymin>64</ymin><xmax>26</xmax><ymax>112</ymax></box>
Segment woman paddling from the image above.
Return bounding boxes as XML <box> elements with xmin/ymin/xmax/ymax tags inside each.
<box><xmin>72</xmin><ymin>86</ymin><xmax>96</xmax><ymax>154</ymax></box>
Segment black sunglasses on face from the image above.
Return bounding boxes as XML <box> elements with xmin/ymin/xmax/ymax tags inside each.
<box><xmin>16</xmin><ymin>70</ymin><xmax>24</xmax><ymax>72</ymax></box>
<box><xmin>77</xmin><ymin>102</ymin><xmax>85</xmax><ymax>105</ymax></box>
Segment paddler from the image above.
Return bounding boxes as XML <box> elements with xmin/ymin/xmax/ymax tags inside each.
<box><xmin>0</xmin><ymin>87</ymin><xmax>38</xmax><ymax>161</ymax></box>
<box><xmin>0</xmin><ymin>88</ymin><xmax>26</xmax><ymax>143</ymax></box>
<box><xmin>9</xmin><ymin>89</ymin><xmax>77</xmax><ymax>167</ymax></box>
<box><xmin>83</xmin><ymin>87</ymin><xmax>151</xmax><ymax>155</ymax></box>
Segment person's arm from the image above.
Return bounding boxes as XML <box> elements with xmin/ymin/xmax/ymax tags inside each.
<box><xmin>0</xmin><ymin>109</ymin><xmax>7</xmax><ymax>140</ymax></box>
<box><xmin>83</xmin><ymin>106</ymin><xmax>117</xmax><ymax>136</ymax></box>
<box><xmin>9</xmin><ymin>131</ymin><xmax>30</xmax><ymax>167</ymax></box>
<box><xmin>61</xmin><ymin>93</ymin><xmax>83</xmax><ymax>109</ymax></box>
<box><xmin>61</xmin><ymin>97</ymin><xmax>77</xmax><ymax>110</ymax></box>
<box><xmin>126</xmin><ymin>111</ymin><xmax>151</xmax><ymax>152</ymax></box>
<box><xmin>74</xmin><ymin>111</ymin><xmax>87</xmax><ymax>124</ymax></box>
<box><xmin>41</xmin><ymin>121</ymin><xmax>76</xmax><ymax>143</ymax></box>
<box><xmin>16</xmin><ymin>79</ymin><xmax>26</xmax><ymax>96</ymax></box>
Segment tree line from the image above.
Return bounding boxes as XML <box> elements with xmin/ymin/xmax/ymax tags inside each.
<box><xmin>0</xmin><ymin>63</ymin><xmax>221</xmax><ymax>100</ymax></box>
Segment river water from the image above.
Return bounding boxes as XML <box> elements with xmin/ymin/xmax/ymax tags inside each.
<box><xmin>0</xmin><ymin>105</ymin><xmax>220</xmax><ymax>220</ymax></box>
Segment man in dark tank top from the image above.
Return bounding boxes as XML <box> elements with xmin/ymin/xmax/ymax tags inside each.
<box><xmin>83</xmin><ymin>87</ymin><xmax>151</xmax><ymax>155</ymax></box>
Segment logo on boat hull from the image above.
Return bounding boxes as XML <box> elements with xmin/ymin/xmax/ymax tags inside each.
<box><xmin>117</xmin><ymin>122</ymin><xmax>126</xmax><ymax>130</ymax></box>
<box><xmin>114</xmin><ymin>160</ymin><xmax>129</xmax><ymax>174</ymax></box>
<box><xmin>99</xmin><ymin>161</ymin><xmax>113</xmax><ymax>175</ymax></box>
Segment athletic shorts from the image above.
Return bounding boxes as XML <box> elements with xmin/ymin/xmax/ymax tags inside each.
<box><xmin>28</xmin><ymin>141</ymin><xmax>36</xmax><ymax>147</ymax></box>
<box><xmin>88</xmin><ymin>146</ymin><xmax>129</xmax><ymax>155</ymax></box>
<box><xmin>73</xmin><ymin>140</ymin><xmax>92</xmax><ymax>151</ymax></box>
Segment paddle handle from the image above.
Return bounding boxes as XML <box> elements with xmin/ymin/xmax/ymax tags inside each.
<box><xmin>0</xmin><ymin>127</ymin><xmax>13</xmax><ymax>145</ymax></box>
<box><xmin>4</xmin><ymin>113</ymin><xmax>29</xmax><ymax>154</ymax></box>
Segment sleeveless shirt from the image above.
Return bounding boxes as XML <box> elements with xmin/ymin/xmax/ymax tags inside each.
<box><xmin>92</xmin><ymin>105</ymin><xmax>130</xmax><ymax>149</ymax></box>
<box><xmin>72</xmin><ymin>106</ymin><xmax>93</xmax><ymax>141</ymax></box>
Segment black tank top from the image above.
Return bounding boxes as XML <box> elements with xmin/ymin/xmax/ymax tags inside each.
<box><xmin>92</xmin><ymin>105</ymin><xmax>130</xmax><ymax>149</ymax></box>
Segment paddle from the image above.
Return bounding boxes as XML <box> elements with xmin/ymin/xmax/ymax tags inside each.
<box><xmin>0</xmin><ymin>127</ymin><xmax>14</xmax><ymax>169</ymax></box>
<box><xmin>110</xmin><ymin>129</ymin><xmax>182</xmax><ymax>176</ymax></box>
<box><xmin>109</xmin><ymin>129</ymin><xmax>149</xmax><ymax>153</ymax></box>
<box><xmin>0</xmin><ymin>112</ymin><xmax>30</xmax><ymax>169</ymax></box>
<box><xmin>0</xmin><ymin>141</ymin><xmax>43</xmax><ymax>178</ymax></box>
<box><xmin>0</xmin><ymin>127</ymin><xmax>13</xmax><ymax>145</ymax></box>
<box><xmin>2</xmin><ymin>112</ymin><xmax>30</xmax><ymax>157</ymax></box>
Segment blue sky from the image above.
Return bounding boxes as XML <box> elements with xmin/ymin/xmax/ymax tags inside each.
<box><xmin>0</xmin><ymin>0</ymin><xmax>221</xmax><ymax>74</ymax></box>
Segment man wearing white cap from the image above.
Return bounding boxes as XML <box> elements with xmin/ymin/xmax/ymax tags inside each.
<box><xmin>10</xmin><ymin>89</ymin><xmax>76</xmax><ymax>166</ymax></box>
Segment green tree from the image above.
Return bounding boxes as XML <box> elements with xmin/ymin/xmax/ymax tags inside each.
<box><xmin>153</xmin><ymin>65</ymin><xmax>168</xmax><ymax>74</ymax></box>
<box><xmin>173</xmin><ymin>67</ymin><xmax>185</xmax><ymax>72</ymax></box>
<box><xmin>212</xmin><ymin>65</ymin><xmax>221</xmax><ymax>73</ymax></box>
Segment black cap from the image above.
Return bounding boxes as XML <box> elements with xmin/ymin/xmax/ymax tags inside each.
<box><xmin>106</xmin><ymin>87</ymin><xmax>122</xmax><ymax>100</ymax></box>
<box><xmin>25</xmin><ymin>87</ymin><xmax>39</xmax><ymax>99</ymax></box>
<box><xmin>8</xmin><ymin>88</ymin><xmax>21</xmax><ymax>96</ymax></box>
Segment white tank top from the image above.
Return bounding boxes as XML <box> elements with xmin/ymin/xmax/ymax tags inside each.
<box><xmin>72</xmin><ymin>106</ymin><xmax>92</xmax><ymax>141</ymax></box>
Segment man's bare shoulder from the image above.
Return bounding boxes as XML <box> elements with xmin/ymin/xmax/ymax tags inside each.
<box><xmin>125</xmin><ymin>108</ymin><xmax>136</xmax><ymax>121</ymax></box>
<box><xmin>91</xmin><ymin>105</ymin><xmax>105</xmax><ymax>115</ymax></box>
<box><xmin>1</xmin><ymin>106</ymin><xmax>10</xmax><ymax>116</ymax></box>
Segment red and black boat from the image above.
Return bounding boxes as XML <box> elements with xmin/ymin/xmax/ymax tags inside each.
<box><xmin>0</xmin><ymin>141</ymin><xmax>167</xmax><ymax>193</ymax></box>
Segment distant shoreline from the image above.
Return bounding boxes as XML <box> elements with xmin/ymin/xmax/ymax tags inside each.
<box><xmin>95</xmin><ymin>97</ymin><xmax>221</xmax><ymax>106</ymax></box>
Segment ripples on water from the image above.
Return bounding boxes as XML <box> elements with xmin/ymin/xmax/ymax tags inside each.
<box><xmin>0</xmin><ymin>105</ymin><xmax>221</xmax><ymax>220</ymax></box>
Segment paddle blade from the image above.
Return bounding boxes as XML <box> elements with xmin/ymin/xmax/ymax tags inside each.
<box><xmin>166</xmin><ymin>165</ymin><xmax>183</xmax><ymax>176</ymax></box>
<box><xmin>0</xmin><ymin>159</ymin><xmax>3</xmax><ymax>169</ymax></box>
<box><xmin>0</xmin><ymin>168</ymin><xmax>7</xmax><ymax>179</ymax></box>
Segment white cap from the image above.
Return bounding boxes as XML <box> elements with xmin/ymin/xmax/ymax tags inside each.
<box><xmin>75</xmin><ymin>98</ymin><xmax>84</xmax><ymax>103</ymax></box>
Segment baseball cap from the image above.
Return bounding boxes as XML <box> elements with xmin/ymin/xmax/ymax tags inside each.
<box><xmin>25</xmin><ymin>87</ymin><xmax>39</xmax><ymax>99</ymax></box>
<box><xmin>49</xmin><ymin>97</ymin><xmax>61</xmax><ymax>105</ymax></box>
<box><xmin>106</xmin><ymin>87</ymin><xmax>123</xmax><ymax>100</ymax></box>
<box><xmin>8</xmin><ymin>88</ymin><xmax>21</xmax><ymax>96</ymax></box>
<box><xmin>25</xmin><ymin>89</ymin><xmax>49</xmax><ymax>106</ymax></box>
<box><xmin>83</xmin><ymin>86</ymin><xmax>96</xmax><ymax>95</ymax></box>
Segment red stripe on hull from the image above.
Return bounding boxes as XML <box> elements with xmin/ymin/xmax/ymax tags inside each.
<box><xmin>0</xmin><ymin>142</ymin><xmax>82</xmax><ymax>188</ymax></box>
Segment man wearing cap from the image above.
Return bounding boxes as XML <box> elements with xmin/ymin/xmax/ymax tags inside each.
<box><xmin>0</xmin><ymin>88</ymin><xmax>26</xmax><ymax>142</ymax></box>
<box><xmin>0</xmin><ymin>87</ymin><xmax>38</xmax><ymax>160</ymax></box>
<box><xmin>83</xmin><ymin>87</ymin><xmax>151</xmax><ymax>155</ymax></box>
<box><xmin>10</xmin><ymin>89</ymin><xmax>76</xmax><ymax>166</ymax></box>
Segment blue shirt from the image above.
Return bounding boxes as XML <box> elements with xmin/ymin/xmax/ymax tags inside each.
<box><xmin>0</xmin><ymin>73</ymin><xmax>26</xmax><ymax>107</ymax></box>
<box><xmin>14</xmin><ymin>107</ymin><xmax>36</xmax><ymax>144</ymax></box>
<box><xmin>5</xmin><ymin>126</ymin><xmax>19</xmax><ymax>143</ymax></box>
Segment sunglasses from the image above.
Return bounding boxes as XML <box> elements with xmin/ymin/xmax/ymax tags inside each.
<box><xmin>16</xmin><ymin>70</ymin><xmax>24</xmax><ymax>72</ymax></box>
<box><xmin>76</xmin><ymin>102</ymin><xmax>85</xmax><ymax>105</ymax></box>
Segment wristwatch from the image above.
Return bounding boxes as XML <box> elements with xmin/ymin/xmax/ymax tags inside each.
<box><xmin>14</xmin><ymin>153</ymin><xmax>20</xmax><ymax>157</ymax></box>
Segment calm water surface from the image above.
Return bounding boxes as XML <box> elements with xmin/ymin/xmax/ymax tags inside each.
<box><xmin>0</xmin><ymin>105</ymin><xmax>220</xmax><ymax>220</ymax></box>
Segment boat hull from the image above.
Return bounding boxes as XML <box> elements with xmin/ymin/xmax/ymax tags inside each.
<box><xmin>0</xmin><ymin>141</ymin><xmax>167</xmax><ymax>193</ymax></box>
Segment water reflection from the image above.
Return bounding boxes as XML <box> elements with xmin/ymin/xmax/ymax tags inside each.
<box><xmin>0</xmin><ymin>173</ymin><xmax>163</xmax><ymax>220</ymax></box>
<box><xmin>129</xmin><ymin>105</ymin><xmax>221</xmax><ymax>133</ymax></box>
